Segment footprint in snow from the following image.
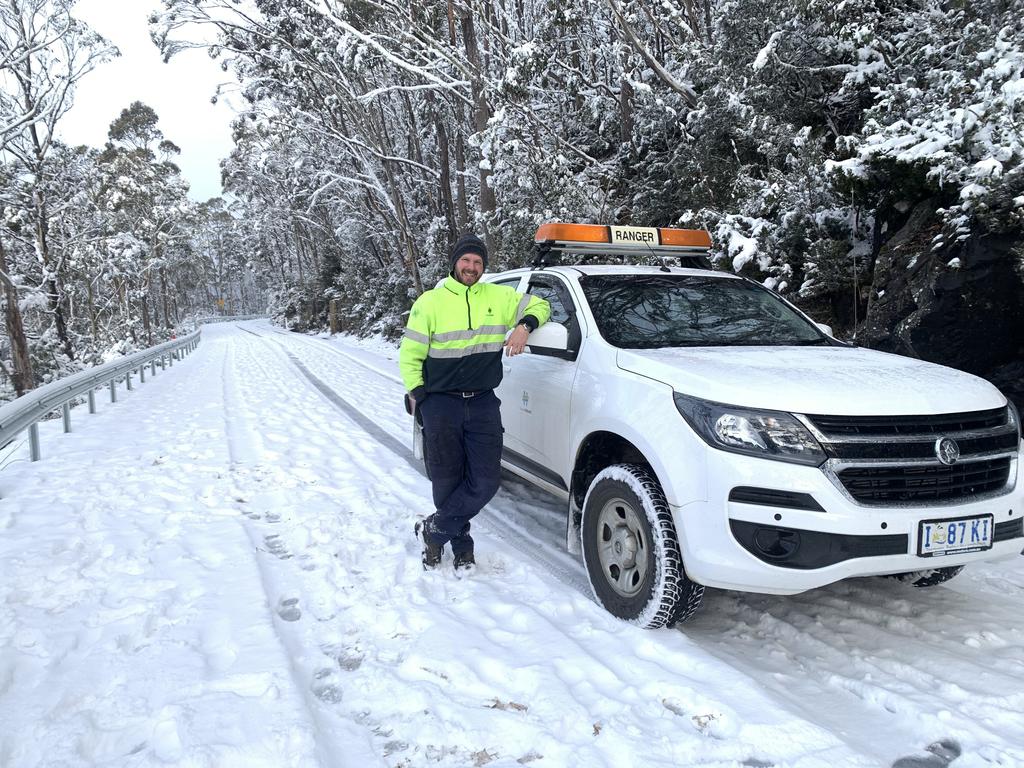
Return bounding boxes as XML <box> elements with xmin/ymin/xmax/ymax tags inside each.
<box><xmin>263</xmin><ymin>534</ymin><xmax>292</xmax><ymax>560</ymax></box>
<box><xmin>311</xmin><ymin>667</ymin><xmax>343</xmax><ymax>703</ymax></box>
<box><xmin>891</xmin><ymin>739</ymin><xmax>962</xmax><ymax>768</ymax></box>
<box><xmin>321</xmin><ymin>642</ymin><xmax>365</xmax><ymax>671</ymax></box>
<box><xmin>277</xmin><ymin>597</ymin><xmax>301</xmax><ymax>622</ymax></box>
<box><xmin>383</xmin><ymin>740</ymin><xmax>409</xmax><ymax>756</ymax></box>
<box><xmin>333</xmin><ymin>648</ymin><xmax>364</xmax><ymax>671</ymax></box>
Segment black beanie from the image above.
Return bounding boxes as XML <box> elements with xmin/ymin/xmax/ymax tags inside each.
<box><xmin>449</xmin><ymin>233</ymin><xmax>488</xmax><ymax>272</ymax></box>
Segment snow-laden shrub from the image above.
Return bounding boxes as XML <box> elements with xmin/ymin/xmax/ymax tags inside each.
<box><xmin>827</xmin><ymin>3</ymin><xmax>1024</xmax><ymax>247</ymax></box>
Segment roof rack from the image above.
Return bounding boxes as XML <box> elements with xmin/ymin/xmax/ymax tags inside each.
<box><xmin>531</xmin><ymin>223</ymin><xmax>714</xmax><ymax>271</ymax></box>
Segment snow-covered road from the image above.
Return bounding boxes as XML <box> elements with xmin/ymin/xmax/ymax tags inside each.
<box><xmin>1</xmin><ymin>321</ymin><xmax>1022</xmax><ymax>768</ymax></box>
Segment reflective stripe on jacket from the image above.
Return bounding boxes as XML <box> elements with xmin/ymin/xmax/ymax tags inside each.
<box><xmin>399</xmin><ymin>276</ymin><xmax>551</xmax><ymax>395</ymax></box>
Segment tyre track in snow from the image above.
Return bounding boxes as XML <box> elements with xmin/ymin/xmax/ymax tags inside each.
<box><xmin>687</xmin><ymin>570</ymin><xmax>1024</xmax><ymax>765</ymax></box>
<box><xmin>220</xmin><ymin>327</ymin><xmax>628</xmax><ymax>766</ymax></box>
<box><xmin>216</xmin><ymin>329</ymin><xmax>385</xmax><ymax>767</ymax></box>
<box><xmin>216</xmin><ymin>322</ymin><xmax>881</xmax><ymax>767</ymax></box>
<box><xmin>251</xmin><ymin>322</ymin><xmax>1024</xmax><ymax>767</ymax></box>
<box><xmin>245</xmin><ymin>325</ymin><xmax>899</xmax><ymax>758</ymax></box>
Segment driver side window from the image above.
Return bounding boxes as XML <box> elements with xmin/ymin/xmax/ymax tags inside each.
<box><xmin>527</xmin><ymin>278</ymin><xmax>572</xmax><ymax>325</ymax></box>
<box><xmin>527</xmin><ymin>275</ymin><xmax>581</xmax><ymax>357</ymax></box>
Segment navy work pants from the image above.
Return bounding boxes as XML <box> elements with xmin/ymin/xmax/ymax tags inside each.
<box><xmin>418</xmin><ymin>390</ymin><xmax>503</xmax><ymax>556</ymax></box>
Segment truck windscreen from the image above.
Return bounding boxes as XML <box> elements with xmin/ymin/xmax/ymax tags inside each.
<box><xmin>579</xmin><ymin>274</ymin><xmax>829</xmax><ymax>348</ymax></box>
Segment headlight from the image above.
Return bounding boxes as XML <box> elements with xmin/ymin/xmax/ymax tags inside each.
<box><xmin>673</xmin><ymin>392</ymin><xmax>826</xmax><ymax>467</ymax></box>
<box><xmin>1008</xmin><ymin>398</ymin><xmax>1021</xmax><ymax>441</ymax></box>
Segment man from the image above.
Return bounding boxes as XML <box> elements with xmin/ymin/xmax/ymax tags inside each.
<box><xmin>399</xmin><ymin>233</ymin><xmax>550</xmax><ymax>573</ymax></box>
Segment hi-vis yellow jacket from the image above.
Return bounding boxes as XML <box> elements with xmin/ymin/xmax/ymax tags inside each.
<box><xmin>399</xmin><ymin>276</ymin><xmax>550</xmax><ymax>397</ymax></box>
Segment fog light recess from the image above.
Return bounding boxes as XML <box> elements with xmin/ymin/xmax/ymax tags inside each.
<box><xmin>753</xmin><ymin>527</ymin><xmax>801</xmax><ymax>560</ymax></box>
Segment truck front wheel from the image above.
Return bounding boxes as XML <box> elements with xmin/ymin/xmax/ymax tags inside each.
<box><xmin>581</xmin><ymin>464</ymin><xmax>704</xmax><ymax>628</ymax></box>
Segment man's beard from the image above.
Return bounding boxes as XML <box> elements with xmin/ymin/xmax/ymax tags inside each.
<box><xmin>457</xmin><ymin>268</ymin><xmax>480</xmax><ymax>285</ymax></box>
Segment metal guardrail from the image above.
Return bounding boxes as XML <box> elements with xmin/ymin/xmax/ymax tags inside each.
<box><xmin>0</xmin><ymin>331</ymin><xmax>201</xmax><ymax>463</ymax></box>
<box><xmin>196</xmin><ymin>315</ymin><xmax>267</xmax><ymax>324</ymax></box>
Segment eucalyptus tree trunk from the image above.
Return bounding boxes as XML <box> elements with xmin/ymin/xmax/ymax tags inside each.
<box><xmin>433</xmin><ymin>102</ymin><xmax>458</xmax><ymax>240</ymax></box>
<box><xmin>160</xmin><ymin>267</ymin><xmax>172</xmax><ymax>327</ymax></box>
<box><xmin>445</xmin><ymin>0</ymin><xmax>469</xmax><ymax>232</ymax></box>
<box><xmin>460</xmin><ymin>12</ymin><xmax>496</xmax><ymax>251</ymax></box>
<box><xmin>86</xmin><ymin>277</ymin><xmax>99</xmax><ymax>344</ymax></box>
<box><xmin>141</xmin><ymin>293</ymin><xmax>153</xmax><ymax>346</ymax></box>
<box><xmin>0</xmin><ymin>239</ymin><xmax>35</xmax><ymax>395</ymax></box>
<box><xmin>32</xmin><ymin>182</ymin><xmax>75</xmax><ymax>360</ymax></box>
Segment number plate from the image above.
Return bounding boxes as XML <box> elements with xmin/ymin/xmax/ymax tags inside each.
<box><xmin>917</xmin><ymin>514</ymin><xmax>994</xmax><ymax>557</ymax></box>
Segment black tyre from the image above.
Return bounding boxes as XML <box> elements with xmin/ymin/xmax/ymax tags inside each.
<box><xmin>883</xmin><ymin>566</ymin><xmax>965</xmax><ymax>588</ymax></box>
<box><xmin>580</xmin><ymin>464</ymin><xmax>704</xmax><ymax>628</ymax></box>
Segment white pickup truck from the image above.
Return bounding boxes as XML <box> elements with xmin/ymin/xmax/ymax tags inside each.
<box><xmin>426</xmin><ymin>223</ymin><xmax>1024</xmax><ymax>628</ymax></box>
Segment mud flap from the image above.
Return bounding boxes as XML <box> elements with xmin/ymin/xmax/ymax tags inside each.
<box><xmin>566</xmin><ymin>494</ymin><xmax>582</xmax><ymax>556</ymax></box>
<box><xmin>405</xmin><ymin>394</ymin><xmax>428</xmax><ymax>475</ymax></box>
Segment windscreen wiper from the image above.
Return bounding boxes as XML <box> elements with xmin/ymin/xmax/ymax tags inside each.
<box><xmin>790</xmin><ymin>337</ymin><xmax>834</xmax><ymax>346</ymax></box>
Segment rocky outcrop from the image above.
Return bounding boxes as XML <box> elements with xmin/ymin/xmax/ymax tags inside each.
<box><xmin>857</xmin><ymin>204</ymin><xmax>1024</xmax><ymax>412</ymax></box>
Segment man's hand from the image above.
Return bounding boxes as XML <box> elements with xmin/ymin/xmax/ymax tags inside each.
<box><xmin>504</xmin><ymin>324</ymin><xmax>531</xmax><ymax>357</ymax></box>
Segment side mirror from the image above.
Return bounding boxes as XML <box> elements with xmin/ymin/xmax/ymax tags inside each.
<box><xmin>526</xmin><ymin>323</ymin><xmax>569</xmax><ymax>354</ymax></box>
<box><xmin>815</xmin><ymin>322</ymin><xmax>834</xmax><ymax>337</ymax></box>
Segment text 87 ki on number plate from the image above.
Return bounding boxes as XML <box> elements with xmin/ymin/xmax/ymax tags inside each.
<box><xmin>918</xmin><ymin>514</ymin><xmax>994</xmax><ymax>557</ymax></box>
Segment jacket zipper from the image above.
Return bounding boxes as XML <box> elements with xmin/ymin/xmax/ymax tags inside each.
<box><xmin>465</xmin><ymin>289</ymin><xmax>472</xmax><ymax>329</ymax></box>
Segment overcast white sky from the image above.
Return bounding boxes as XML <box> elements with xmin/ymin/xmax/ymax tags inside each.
<box><xmin>61</xmin><ymin>0</ymin><xmax>238</xmax><ymax>201</ymax></box>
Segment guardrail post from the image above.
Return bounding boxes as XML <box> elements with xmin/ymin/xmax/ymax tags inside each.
<box><xmin>88</xmin><ymin>389</ymin><xmax>96</xmax><ymax>414</ymax></box>
<box><xmin>168</xmin><ymin>352</ymin><xmax>174</xmax><ymax>367</ymax></box>
<box><xmin>62</xmin><ymin>403</ymin><xmax>71</xmax><ymax>433</ymax></box>
<box><xmin>110</xmin><ymin>380</ymin><xmax>117</xmax><ymax>403</ymax></box>
<box><xmin>126</xmin><ymin>371</ymin><xmax>133</xmax><ymax>391</ymax></box>
<box><xmin>29</xmin><ymin>423</ymin><xmax>40</xmax><ymax>461</ymax></box>
<box><xmin>151</xmin><ymin>360</ymin><xmax>157</xmax><ymax>376</ymax></box>
<box><xmin>140</xmin><ymin>365</ymin><xmax>146</xmax><ymax>383</ymax></box>
<box><xmin>161</xmin><ymin>355</ymin><xmax>166</xmax><ymax>370</ymax></box>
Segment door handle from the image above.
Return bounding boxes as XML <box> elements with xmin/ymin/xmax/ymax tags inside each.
<box><xmin>502</xmin><ymin>366</ymin><xmax>511</xmax><ymax>374</ymax></box>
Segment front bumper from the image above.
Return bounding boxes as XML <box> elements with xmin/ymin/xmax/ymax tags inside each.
<box><xmin>672</xmin><ymin>448</ymin><xmax>1024</xmax><ymax>595</ymax></box>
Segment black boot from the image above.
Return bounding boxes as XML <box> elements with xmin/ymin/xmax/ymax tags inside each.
<box><xmin>453</xmin><ymin>550</ymin><xmax>476</xmax><ymax>576</ymax></box>
<box><xmin>415</xmin><ymin>518</ymin><xmax>443</xmax><ymax>570</ymax></box>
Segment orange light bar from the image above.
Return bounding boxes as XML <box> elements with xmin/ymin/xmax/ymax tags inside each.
<box><xmin>658</xmin><ymin>228</ymin><xmax>712</xmax><ymax>248</ymax></box>
<box><xmin>535</xmin><ymin>222</ymin><xmax>712</xmax><ymax>247</ymax></box>
<box><xmin>535</xmin><ymin>222</ymin><xmax>610</xmax><ymax>243</ymax></box>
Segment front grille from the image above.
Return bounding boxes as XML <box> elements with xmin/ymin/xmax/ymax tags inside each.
<box><xmin>808</xmin><ymin>408</ymin><xmax>1008</xmax><ymax>437</ymax></box>
<box><xmin>838</xmin><ymin>458</ymin><xmax>1011</xmax><ymax>504</ymax></box>
<box><xmin>825</xmin><ymin>431</ymin><xmax>1019</xmax><ymax>461</ymax></box>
